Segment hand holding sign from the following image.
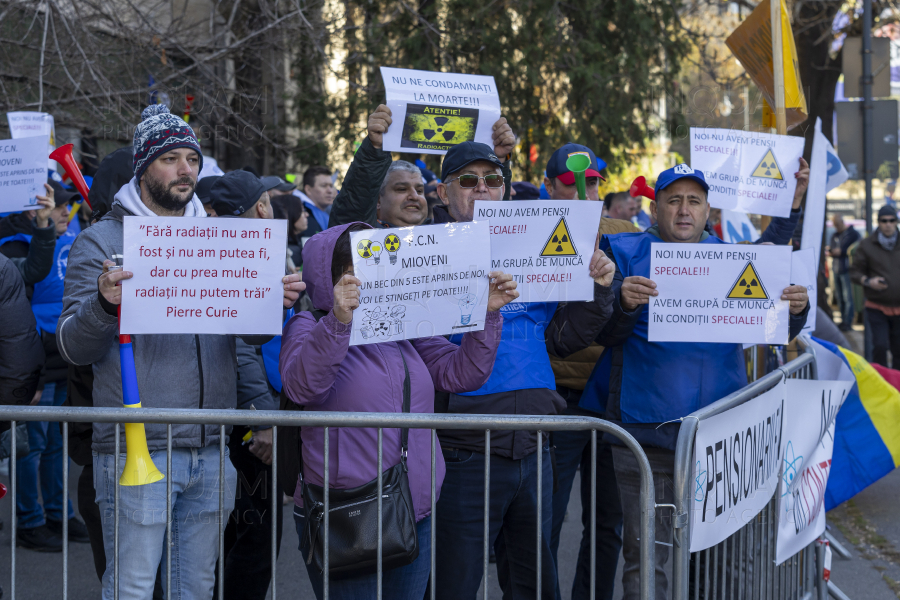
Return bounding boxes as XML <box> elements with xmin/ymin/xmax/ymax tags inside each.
<box><xmin>621</xmin><ymin>276</ymin><xmax>658</xmax><ymax>311</ymax></box>
<box><xmin>282</xmin><ymin>273</ymin><xmax>305</xmax><ymax>308</ymax></box>
<box><xmin>589</xmin><ymin>236</ymin><xmax>615</xmax><ymax>287</ymax></box>
<box><xmin>780</xmin><ymin>284</ymin><xmax>809</xmax><ymax>315</ymax></box>
<box><xmin>334</xmin><ymin>274</ymin><xmax>362</xmax><ymax>324</ymax></box>
<box><xmin>491</xmin><ymin>117</ymin><xmax>516</xmax><ymax>159</ymax></box>
<box><xmin>367</xmin><ymin>105</ymin><xmax>393</xmax><ymax>150</ymax></box>
<box><xmin>487</xmin><ymin>271</ymin><xmax>520</xmax><ymax>311</ymax></box>
<box><xmin>32</xmin><ymin>183</ymin><xmax>54</xmax><ymax>228</ymax></box>
<box><xmin>792</xmin><ymin>157</ymin><xmax>810</xmax><ymax>209</ymax></box>
<box><xmin>100</xmin><ymin>259</ymin><xmax>132</xmax><ymax>305</ymax></box>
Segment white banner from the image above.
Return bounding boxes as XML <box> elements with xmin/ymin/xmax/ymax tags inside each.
<box><xmin>775</xmin><ymin>379</ymin><xmax>853</xmax><ymax>565</ymax></box>
<box><xmin>121</xmin><ymin>217</ymin><xmax>288</xmax><ymax>335</ymax></box>
<box><xmin>379</xmin><ymin>67</ymin><xmax>501</xmax><ymax>155</ymax></box>
<box><xmin>691</xmin><ymin>128</ymin><xmax>804</xmax><ymax>217</ymax></box>
<box><xmin>0</xmin><ymin>135</ymin><xmax>50</xmax><ymax>214</ymax></box>
<box><xmin>349</xmin><ymin>221</ymin><xmax>491</xmax><ymax>345</ymax></box>
<box><xmin>691</xmin><ymin>381</ymin><xmax>785</xmax><ymax>552</ymax></box>
<box><xmin>791</xmin><ymin>248</ymin><xmax>817</xmax><ymax>333</ymax></box>
<box><xmin>648</xmin><ymin>243</ymin><xmax>792</xmax><ymax>344</ymax></box>
<box><xmin>801</xmin><ymin>118</ymin><xmax>848</xmax><ymax>266</ymax></box>
<box><xmin>474</xmin><ymin>200</ymin><xmax>601</xmax><ymax>302</ymax></box>
<box><xmin>7</xmin><ymin>111</ymin><xmax>55</xmax><ymax>170</ymax></box>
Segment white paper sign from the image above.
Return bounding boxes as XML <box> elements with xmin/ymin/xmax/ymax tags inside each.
<box><xmin>121</xmin><ymin>217</ymin><xmax>288</xmax><ymax>335</ymax></box>
<box><xmin>775</xmin><ymin>379</ymin><xmax>853</xmax><ymax>565</ymax></box>
<box><xmin>474</xmin><ymin>200</ymin><xmax>601</xmax><ymax>303</ymax></box>
<box><xmin>0</xmin><ymin>136</ymin><xmax>50</xmax><ymax>214</ymax></box>
<box><xmin>690</xmin><ymin>381</ymin><xmax>785</xmax><ymax>552</ymax></box>
<box><xmin>648</xmin><ymin>243</ymin><xmax>792</xmax><ymax>344</ymax></box>
<box><xmin>349</xmin><ymin>222</ymin><xmax>491</xmax><ymax>345</ymax></box>
<box><xmin>691</xmin><ymin>128</ymin><xmax>804</xmax><ymax>217</ymax></box>
<box><xmin>379</xmin><ymin>67</ymin><xmax>501</xmax><ymax>155</ymax></box>
<box><xmin>7</xmin><ymin>112</ymin><xmax>55</xmax><ymax>170</ymax></box>
<box><xmin>791</xmin><ymin>248</ymin><xmax>817</xmax><ymax>333</ymax></box>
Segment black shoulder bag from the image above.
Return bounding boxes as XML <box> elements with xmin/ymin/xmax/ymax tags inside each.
<box><xmin>300</xmin><ymin>346</ymin><xmax>419</xmax><ymax>579</ymax></box>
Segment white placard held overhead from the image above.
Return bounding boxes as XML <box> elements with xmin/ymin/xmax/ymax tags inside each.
<box><xmin>720</xmin><ymin>209</ymin><xmax>759</xmax><ymax>243</ymax></box>
<box><xmin>474</xmin><ymin>200</ymin><xmax>602</xmax><ymax>303</ymax></box>
<box><xmin>691</xmin><ymin>128</ymin><xmax>804</xmax><ymax>217</ymax></box>
<box><xmin>349</xmin><ymin>222</ymin><xmax>492</xmax><ymax>345</ymax></box>
<box><xmin>379</xmin><ymin>67</ymin><xmax>501</xmax><ymax>155</ymax></box>
<box><xmin>775</xmin><ymin>379</ymin><xmax>853</xmax><ymax>565</ymax></box>
<box><xmin>791</xmin><ymin>248</ymin><xmax>818</xmax><ymax>333</ymax></box>
<box><xmin>120</xmin><ymin>217</ymin><xmax>288</xmax><ymax>335</ymax></box>
<box><xmin>690</xmin><ymin>381</ymin><xmax>785</xmax><ymax>552</ymax></box>
<box><xmin>0</xmin><ymin>135</ymin><xmax>50</xmax><ymax>214</ymax></box>
<box><xmin>7</xmin><ymin>112</ymin><xmax>56</xmax><ymax>169</ymax></box>
<box><xmin>648</xmin><ymin>243</ymin><xmax>792</xmax><ymax>344</ymax></box>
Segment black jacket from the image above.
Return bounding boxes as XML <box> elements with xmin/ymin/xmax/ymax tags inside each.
<box><xmin>329</xmin><ymin>137</ymin><xmax>394</xmax><ymax>228</ymax></box>
<box><xmin>0</xmin><ymin>254</ymin><xmax>44</xmax><ymax>405</ymax></box>
<box><xmin>0</xmin><ymin>213</ymin><xmax>57</xmax><ymax>287</ymax></box>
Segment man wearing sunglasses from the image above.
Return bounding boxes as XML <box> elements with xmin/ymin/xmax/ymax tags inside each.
<box><xmin>432</xmin><ymin>141</ymin><xmax>619</xmax><ymax>600</ymax></box>
<box><xmin>850</xmin><ymin>205</ymin><xmax>900</xmax><ymax>367</ymax></box>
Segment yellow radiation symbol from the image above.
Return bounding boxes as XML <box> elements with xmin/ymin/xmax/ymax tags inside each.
<box><xmin>357</xmin><ymin>239</ymin><xmax>374</xmax><ymax>258</ymax></box>
<box><xmin>726</xmin><ymin>261</ymin><xmax>769</xmax><ymax>299</ymax></box>
<box><xmin>384</xmin><ymin>234</ymin><xmax>401</xmax><ymax>265</ymax></box>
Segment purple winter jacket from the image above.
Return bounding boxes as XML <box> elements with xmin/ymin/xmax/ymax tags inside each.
<box><xmin>280</xmin><ymin>222</ymin><xmax>503</xmax><ymax>521</ymax></box>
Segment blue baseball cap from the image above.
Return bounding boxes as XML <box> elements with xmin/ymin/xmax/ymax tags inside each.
<box><xmin>546</xmin><ymin>143</ymin><xmax>607</xmax><ymax>185</ymax></box>
<box><xmin>654</xmin><ymin>163</ymin><xmax>709</xmax><ymax>196</ymax></box>
<box><xmin>441</xmin><ymin>142</ymin><xmax>505</xmax><ymax>182</ymax></box>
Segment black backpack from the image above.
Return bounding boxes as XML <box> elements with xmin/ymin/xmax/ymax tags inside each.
<box><xmin>276</xmin><ymin>309</ymin><xmax>327</xmax><ymax>497</ymax></box>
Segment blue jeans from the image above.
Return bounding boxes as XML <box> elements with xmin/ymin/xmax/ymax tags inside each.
<box><xmin>94</xmin><ymin>446</ymin><xmax>237</xmax><ymax>600</ymax></box>
<box><xmin>16</xmin><ymin>381</ymin><xmax>75</xmax><ymax>529</ymax></box>
<box><xmin>435</xmin><ymin>445</ymin><xmax>557</xmax><ymax>600</ymax></box>
<box><xmin>549</xmin><ymin>431</ymin><xmax>623</xmax><ymax>600</ymax></box>
<box><xmin>294</xmin><ymin>510</ymin><xmax>432</xmax><ymax>600</ymax></box>
<box><xmin>834</xmin><ymin>270</ymin><xmax>855</xmax><ymax>327</ymax></box>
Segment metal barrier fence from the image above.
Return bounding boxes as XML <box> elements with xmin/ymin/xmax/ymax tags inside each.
<box><xmin>672</xmin><ymin>337</ymin><xmax>822</xmax><ymax>600</ymax></box>
<box><xmin>0</xmin><ymin>407</ymin><xmax>658</xmax><ymax>600</ymax></box>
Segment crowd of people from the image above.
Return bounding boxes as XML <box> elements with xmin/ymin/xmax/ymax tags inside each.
<box><xmin>14</xmin><ymin>96</ymin><xmax>900</xmax><ymax>600</ymax></box>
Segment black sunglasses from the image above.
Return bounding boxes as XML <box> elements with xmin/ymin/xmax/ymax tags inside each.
<box><xmin>445</xmin><ymin>174</ymin><xmax>504</xmax><ymax>189</ymax></box>
<box><xmin>880</xmin><ymin>218</ymin><xmax>897</xmax><ymax>224</ymax></box>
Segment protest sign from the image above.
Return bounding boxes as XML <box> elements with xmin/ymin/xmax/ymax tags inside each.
<box><xmin>7</xmin><ymin>112</ymin><xmax>56</xmax><ymax>169</ymax></box>
<box><xmin>0</xmin><ymin>135</ymin><xmax>50</xmax><ymax>214</ymax></box>
<box><xmin>691</xmin><ymin>128</ymin><xmax>804</xmax><ymax>217</ymax></box>
<box><xmin>691</xmin><ymin>381</ymin><xmax>785</xmax><ymax>552</ymax></box>
<box><xmin>120</xmin><ymin>217</ymin><xmax>288</xmax><ymax>335</ymax></box>
<box><xmin>379</xmin><ymin>67</ymin><xmax>501</xmax><ymax>155</ymax></box>
<box><xmin>349</xmin><ymin>221</ymin><xmax>491</xmax><ymax>345</ymax></box>
<box><xmin>775</xmin><ymin>379</ymin><xmax>853</xmax><ymax>565</ymax></box>
<box><xmin>474</xmin><ymin>200</ymin><xmax>601</xmax><ymax>302</ymax></box>
<box><xmin>648</xmin><ymin>243</ymin><xmax>791</xmax><ymax>344</ymax></box>
<box><xmin>791</xmin><ymin>248</ymin><xmax>817</xmax><ymax>333</ymax></box>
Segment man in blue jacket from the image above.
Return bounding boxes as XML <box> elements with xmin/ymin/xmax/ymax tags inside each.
<box><xmin>596</xmin><ymin>164</ymin><xmax>810</xmax><ymax>600</ymax></box>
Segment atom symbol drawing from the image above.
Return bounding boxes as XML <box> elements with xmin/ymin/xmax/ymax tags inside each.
<box><xmin>694</xmin><ymin>461</ymin><xmax>708</xmax><ymax>502</ymax></box>
<box><xmin>781</xmin><ymin>441</ymin><xmax>803</xmax><ymax>498</ymax></box>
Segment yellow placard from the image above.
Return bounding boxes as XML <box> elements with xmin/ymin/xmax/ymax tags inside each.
<box><xmin>726</xmin><ymin>0</ymin><xmax>807</xmax><ymax>130</ymax></box>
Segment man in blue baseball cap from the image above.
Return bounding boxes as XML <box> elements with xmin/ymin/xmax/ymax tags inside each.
<box><xmin>584</xmin><ymin>163</ymin><xmax>810</xmax><ymax>600</ymax></box>
<box><xmin>543</xmin><ymin>142</ymin><xmax>607</xmax><ymax>200</ymax></box>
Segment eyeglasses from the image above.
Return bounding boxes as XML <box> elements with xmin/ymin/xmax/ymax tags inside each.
<box><xmin>445</xmin><ymin>174</ymin><xmax>504</xmax><ymax>189</ymax></box>
<box><xmin>880</xmin><ymin>218</ymin><xmax>897</xmax><ymax>224</ymax></box>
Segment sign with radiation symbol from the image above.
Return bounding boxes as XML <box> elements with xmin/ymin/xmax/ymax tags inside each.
<box><xmin>540</xmin><ymin>218</ymin><xmax>578</xmax><ymax>256</ymax></box>
<box><xmin>726</xmin><ymin>261</ymin><xmax>769</xmax><ymax>299</ymax></box>
<box><xmin>750</xmin><ymin>149</ymin><xmax>784</xmax><ymax>180</ymax></box>
<box><xmin>401</xmin><ymin>104</ymin><xmax>479</xmax><ymax>151</ymax></box>
<box><xmin>384</xmin><ymin>234</ymin><xmax>401</xmax><ymax>265</ymax></box>
<box><xmin>357</xmin><ymin>239</ymin><xmax>383</xmax><ymax>264</ymax></box>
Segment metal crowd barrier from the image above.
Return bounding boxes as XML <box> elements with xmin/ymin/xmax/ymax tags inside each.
<box><xmin>672</xmin><ymin>336</ymin><xmax>824</xmax><ymax>600</ymax></box>
<box><xmin>0</xmin><ymin>408</ymin><xmax>659</xmax><ymax>600</ymax></box>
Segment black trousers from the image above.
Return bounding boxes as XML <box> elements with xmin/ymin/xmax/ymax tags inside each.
<box><xmin>867</xmin><ymin>307</ymin><xmax>900</xmax><ymax>368</ymax></box>
<box><xmin>214</xmin><ymin>426</ymin><xmax>284</xmax><ymax>600</ymax></box>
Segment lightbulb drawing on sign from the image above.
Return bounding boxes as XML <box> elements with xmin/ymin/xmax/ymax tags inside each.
<box><xmin>458</xmin><ymin>294</ymin><xmax>477</xmax><ymax>325</ymax></box>
<box><xmin>384</xmin><ymin>234</ymin><xmax>401</xmax><ymax>265</ymax></box>
<box><xmin>356</xmin><ymin>239</ymin><xmax>383</xmax><ymax>265</ymax></box>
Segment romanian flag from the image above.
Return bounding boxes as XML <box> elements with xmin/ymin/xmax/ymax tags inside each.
<box><xmin>812</xmin><ymin>338</ymin><xmax>900</xmax><ymax>510</ymax></box>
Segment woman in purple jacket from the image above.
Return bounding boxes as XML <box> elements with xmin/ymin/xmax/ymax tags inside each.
<box><xmin>280</xmin><ymin>222</ymin><xmax>518</xmax><ymax>599</ymax></box>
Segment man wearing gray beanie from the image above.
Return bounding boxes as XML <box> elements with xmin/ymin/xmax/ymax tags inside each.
<box><xmin>57</xmin><ymin>105</ymin><xmax>303</xmax><ymax>600</ymax></box>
